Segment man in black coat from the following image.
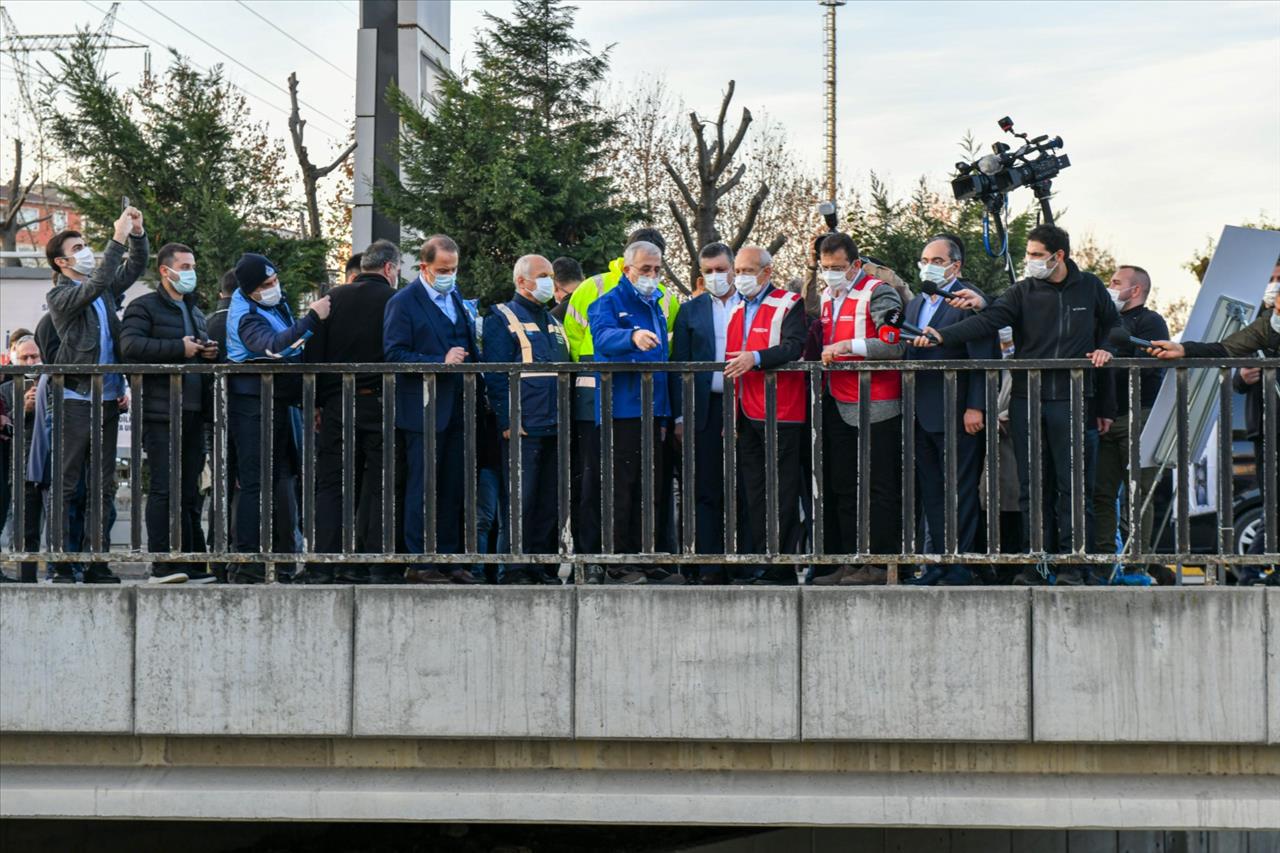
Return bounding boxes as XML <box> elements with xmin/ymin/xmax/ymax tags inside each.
<box><xmin>120</xmin><ymin>242</ymin><xmax>219</xmax><ymax>582</ymax></box>
<box><xmin>305</xmin><ymin>239</ymin><xmax>399</xmax><ymax>583</ymax></box>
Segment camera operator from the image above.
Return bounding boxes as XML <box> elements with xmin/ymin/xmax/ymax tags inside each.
<box><xmin>913</xmin><ymin>224</ymin><xmax>1120</xmax><ymax>585</ymax></box>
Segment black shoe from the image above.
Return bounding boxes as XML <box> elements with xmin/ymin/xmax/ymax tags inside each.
<box><xmin>584</xmin><ymin>565</ymin><xmax>605</xmax><ymax>584</ymax></box>
<box><xmin>1054</xmin><ymin>567</ymin><xmax>1085</xmax><ymax>586</ymax></box>
<box><xmin>83</xmin><ymin>567</ymin><xmax>121</xmax><ymax>584</ymax></box>
<box><xmin>1011</xmin><ymin>567</ymin><xmax>1047</xmax><ymax>586</ymax></box>
<box><xmin>52</xmin><ymin>572</ymin><xmax>77</xmax><ymax>584</ymax></box>
<box><xmin>605</xmin><ymin>568</ymin><xmax>647</xmax><ymax>585</ymax></box>
<box><xmin>698</xmin><ymin>571</ymin><xmax>727</xmax><ymax>585</ymax></box>
<box><xmin>0</xmin><ymin>572</ymin><xmax>19</xmax><ymax>583</ymax></box>
<box><xmin>908</xmin><ymin>566</ymin><xmax>947</xmax><ymax>586</ymax></box>
<box><xmin>184</xmin><ymin>568</ymin><xmax>219</xmax><ymax>584</ymax></box>
<box><xmin>303</xmin><ymin>567</ymin><xmax>336</xmax><ymax>584</ymax></box>
<box><xmin>336</xmin><ymin>569</ymin><xmax>371</xmax><ymax>585</ymax></box>
<box><xmin>939</xmin><ymin>567</ymin><xmax>975</xmax><ymax>586</ymax></box>
<box><xmin>498</xmin><ymin>570</ymin><xmax>537</xmax><ymax>585</ymax></box>
<box><xmin>229</xmin><ymin>567</ymin><xmax>265</xmax><ymax>584</ymax></box>
<box><xmin>644</xmin><ymin>568</ymin><xmax>685</xmax><ymax>585</ymax></box>
<box><xmin>370</xmin><ymin>567</ymin><xmax>405</xmax><ymax>584</ymax></box>
<box><xmin>752</xmin><ymin>572</ymin><xmax>797</xmax><ymax>586</ymax></box>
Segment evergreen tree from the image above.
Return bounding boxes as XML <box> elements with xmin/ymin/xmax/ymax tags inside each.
<box><xmin>378</xmin><ymin>0</ymin><xmax>638</xmax><ymax>304</ymax></box>
<box><xmin>45</xmin><ymin>35</ymin><xmax>326</xmax><ymax>306</ymax></box>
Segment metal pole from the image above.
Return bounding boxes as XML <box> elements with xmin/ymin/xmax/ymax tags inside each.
<box><xmin>820</xmin><ymin>0</ymin><xmax>845</xmax><ymax>202</ymax></box>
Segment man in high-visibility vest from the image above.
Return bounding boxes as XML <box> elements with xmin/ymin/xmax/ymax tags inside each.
<box><xmin>563</xmin><ymin>228</ymin><xmax>680</xmax><ymax>579</ymax></box>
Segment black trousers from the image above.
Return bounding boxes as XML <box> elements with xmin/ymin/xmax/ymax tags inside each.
<box><xmin>1009</xmin><ymin>398</ymin><xmax>1078</xmax><ymax>554</ymax></box>
<box><xmin>315</xmin><ymin>396</ymin><xmax>386</xmax><ymax>556</ymax></box>
<box><xmin>609</xmin><ymin>418</ymin><xmax>663</xmax><ymax>558</ymax></box>
<box><xmin>501</xmin><ymin>434</ymin><xmax>559</xmax><ymax>580</ymax></box>
<box><xmin>574</xmin><ymin>420</ymin><xmax>601</xmax><ymax>554</ymax></box>
<box><xmin>58</xmin><ymin>399</ymin><xmax>120</xmax><ymax>573</ymax></box>
<box><xmin>227</xmin><ymin>393</ymin><xmax>299</xmax><ymax>558</ymax></box>
<box><xmin>915</xmin><ymin>420</ymin><xmax>984</xmax><ymax>556</ymax></box>
<box><xmin>737</xmin><ymin>415</ymin><xmax>804</xmax><ymax>579</ymax></box>
<box><xmin>821</xmin><ymin>394</ymin><xmax>903</xmax><ymax>559</ymax></box>
<box><xmin>142</xmin><ymin>410</ymin><xmax>207</xmax><ymax>569</ymax></box>
<box><xmin>691</xmin><ymin>393</ymin><xmax>726</xmax><ymax>561</ymax></box>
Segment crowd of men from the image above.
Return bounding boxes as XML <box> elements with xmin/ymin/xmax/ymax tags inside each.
<box><xmin>1</xmin><ymin>206</ymin><xmax>1278</xmax><ymax>586</ymax></box>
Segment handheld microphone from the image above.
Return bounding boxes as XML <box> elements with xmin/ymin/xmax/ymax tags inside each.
<box><xmin>1107</xmin><ymin>326</ymin><xmax>1153</xmax><ymax>350</ymax></box>
<box><xmin>883</xmin><ymin>308</ymin><xmax>941</xmax><ymax>344</ymax></box>
<box><xmin>919</xmin><ymin>279</ymin><xmax>964</xmax><ymax>303</ymax></box>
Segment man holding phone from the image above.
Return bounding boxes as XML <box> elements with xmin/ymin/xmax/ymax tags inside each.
<box><xmin>120</xmin><ymin>242</ymin><xmax>218</xmax><ymax>582</ymax></box>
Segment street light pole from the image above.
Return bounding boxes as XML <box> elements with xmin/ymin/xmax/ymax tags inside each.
<box><xmin>819</xmin><ymin>0</ymin><xmax>845</xmax><ymax>203</ymax></box>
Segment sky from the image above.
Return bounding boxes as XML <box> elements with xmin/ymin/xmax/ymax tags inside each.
<box><xmin>1</xmin><ymin>0</ymin><xmax>1278</xmax><ymax>305</ymax></box>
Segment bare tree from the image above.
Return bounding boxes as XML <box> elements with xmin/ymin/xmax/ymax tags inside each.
<box><xmin>288</xmin><ymin>72</ymin><xmax>356</xmax><ymax>239</ymax></box>
<box><xmin>662</xmin><ymin>81</ymin><xmax>785</xmax><ymax>293</ymax></box>
<box><xmin>1</xmin><ymin>139</ymin><xmax>51</xmax><ymax>267</ymax></box>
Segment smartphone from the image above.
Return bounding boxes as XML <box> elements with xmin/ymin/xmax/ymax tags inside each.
<box><xmin>122</xmin><ymin>195</ymin><xmax>130</xmax><ymax>211</ymax></box>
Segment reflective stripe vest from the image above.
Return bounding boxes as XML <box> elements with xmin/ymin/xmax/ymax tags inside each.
<box><xmin>491</xmin><ymin>301</ymin><xmax>567</xmax><ymax>432</ymax></box>
<box><xmin>820</xmin><ymin>276</ymin><xmax>902</xmax><ymax>404</ymax></box>
<box><xmin>725</xmin><ymin>288</ymin><xmax>806</xmax><ymax>423</ymax></box>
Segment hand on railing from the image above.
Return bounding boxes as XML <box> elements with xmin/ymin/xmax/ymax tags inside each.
<box><xmin>444</xmin><ymin>346</ymin><xmax>468</xmax><ymax>365</ymax></box>
<box><xmin>1085</xmin><ymin>349</ymin><xmax>1112</xmax><ymax>368</ymax></box>
<box><xmin>723</xmin><ymin>351</ymin><xmax>756</xmax><ymax>379</ymax></box>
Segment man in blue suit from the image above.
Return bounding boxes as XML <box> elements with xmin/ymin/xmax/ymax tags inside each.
<box><xmin>671</xmin><ymin>242</ymin><xmax>739</xmax><ymax>584</ymax></box>
<box><xmin>905</xmin><ymin>236</ymin><xmax>999</xmax><ymax>585</ymax></box>
<box><xmin>383</xmin><ymin>234</ymin><xmax>481</xmax><ymax>584</ymax></box>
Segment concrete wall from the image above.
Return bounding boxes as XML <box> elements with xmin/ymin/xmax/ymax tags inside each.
<box><xmin>1</xmin><ymin>586</ymin><xmax>1273</xmax><ymax>744</ymax></box>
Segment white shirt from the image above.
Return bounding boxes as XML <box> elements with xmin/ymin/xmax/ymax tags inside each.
<box><xmin>710</xmin><ymin>293</ymin><xmax>738</xmax><ymax>393</ymax></box>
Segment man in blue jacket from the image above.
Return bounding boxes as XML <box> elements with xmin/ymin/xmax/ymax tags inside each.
<box><xmin>482</xmin><ymin>254</ymin><xmax>570</xmax><ymax>584</ymax></box>
<box><xmin>903</xmin><ymin>236</ymin><xmax>999</xmax><ymax>585</ymax></box>
<box><xmin>383</xmin><ymin>234</ymin><xmax>481</xmax><ymax>584</ymax></box>
<box><xmin>587</xmin><ymin>240</ymin><xmax>683</xmax><ymax>584</ymax></box>
<box><xmin>670</xmin><ymin>242</ymin><xmax>739</xmax><ymax>584</ymax></box>
<box><xmin>226</xmin><ymin>253</ymin><xmax>330</xmax><ymax>583</ymax></box>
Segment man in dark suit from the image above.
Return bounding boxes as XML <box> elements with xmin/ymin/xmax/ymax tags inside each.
<box><xmin>383</xmin><ymin>234</ymin><xmax>480</xmax><ymax>584</ymax></box>
<box><xmin>905</xmin><ymin>236</ymin><xmax>999</xmax><ymax>584</ymax></box>
<box><xmin>671</xmin><ymin>242</ymin><xmax>738</xmax><ymax>583</ymax></box>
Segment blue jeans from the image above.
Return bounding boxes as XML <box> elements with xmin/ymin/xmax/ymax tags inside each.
<box><xmin>475</xmin><ymin>466</ymin><xmax>507</xmax><ymax>580</ymax></box>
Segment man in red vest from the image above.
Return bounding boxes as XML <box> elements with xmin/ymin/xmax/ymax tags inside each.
<box><xmin>811</xmin><ymin>232</ymin><xmax>908</xmax><ymax>585</ymax></box>
<box><xmin>723</xmin><ymin>245</ymin><xmax>808</xmax><ymax>584</ymax></box>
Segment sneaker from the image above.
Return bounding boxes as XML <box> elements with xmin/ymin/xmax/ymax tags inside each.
<box><xmin>148</xmin><ymin>571</ymin><xmax>189</xmax><ymax>584</ymax></box>
<box><xmin>584</xmin><ymin>564</ymin><xmax>605</xmax><ymax>585</ymax></box>
<box><xmin>184</xmin><ymin>569</ymin><xmax>219</xmax><ymax>585</ymax></box>
<box><xmin>604</xmin><ymin>568</ymin><xmax>647</xmax><ymax>585</ymax></box>
<box><xmin>1113</xmin><ymin>568</ymin><xmax>1153</xmax><ymax>586</ymax></box>
<box><xmin>839</xmin><ymin>566</ymin><xmax>886</xmax><ymax>586</ymax></box>
<box><xmin>1054</xmin><ymin>567</ymin><xmax>1085</xmax><ymax>586</ymax></box>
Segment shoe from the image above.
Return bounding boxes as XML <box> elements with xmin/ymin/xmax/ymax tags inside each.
<box><xmin>404</xmin><ymin>568</ymin><xmax>451</xmax><ymax>584</ymax></box>
<box><xmin>498</xmin><ymin>570</ymin><xmax>536</xmax><ymax>585</ymax></box>
<box><xmin>698</xmin><ymin>571</ymin><xmax>727</xmax><ymax>585</ymax></box>
<box><xmin>839</xmin><ymin>566</ymin><xmax>886</xmax><ymax>586</ymax></box>
<box><xmin>1011</xmin><ymin>567</ymin><xmax>1048</xmax><ymax>586</ymax></box>
<box><xmin>82</xmin><ymin>567</ymin><xmax>121</xmax><ymax>584</ymax></box>
<box><xmin>1113</xmin><ymin>568</ymin><xmax>1153</xmax><ymax>586</ymax></box>
<box><xmin>336</xmin><ymin>569</ymin><xmax>371</xmax><ymax>584</ymax></box>
<box><xmin>148</xmin><ymin>571</ymin><xmax>189</xmax><ymax>584</ymax></box>
<box><xmin>184</xmin><ymin>569</ymin><xmax>219</xmax><ymax>585</ymax></box>
<box><xmin>1266</xmin><ymin>570</ymin><xmax>1279</xmax><ymax>587</ymax></box>
<box><xmin>604</xmin><ymin>568</ymin><xmax>647</xmax><ymax>585</ymax></box>
<box><xmin>938</xmin><ymin>567</ymin><xmax>974</xmax><ymax>586</ymax></box>
<box><xmin>908</xmin><ymin>566</ymin><xmax>946</xmax><ymax>586</ymax></box>
<box><xmin>1149</xmin><ymin>565</ymin><xmax>1176</xmax><ymax>586</ymax></box>
<box><xmin>303</xmin><ymin>567</ymin><xmax>336</xmax><ymax>584</ymax></box>
<box><xmin>646</xmin><ymin>569</ymin><xmax>686</xmax><ymax>585</ymax></box>
<box><xmin>584</xmin><ymin>564</ymin><xmax>605</xmax><ymax>585</ymax></box>
<box><xmin>370</xmin><ymin>567</ymin><xmax>405</xmax><ymax>584</ymax></box>
<box><xmin>448</xmin><ymin>569</ymin><xmax>481</xmax><ymax>584</ymax></box>
<box><xmin>52</xmin><ymin>572</ymin><xmax>77</xmax><ymax>584</ymax></box>
<box><xmin>752</xmin><ymin>574</ymin><xmax>797</xmax><ymax>586</ymax></box>
<box><xmin>1238</xmin><ymin>569</ymin><xmax>1266</xmax><ymax>587</ymax></box>
<box><xmin>811</xmin><ymin>566</ymin><xmax>850</xmax><ymax>586</ymax></box>
<box><xmin>228</xmin><ymin>568</ymin><xmax>265</xmax><ymax>585</ymax></box>
<box><xmin>1054</xmin><ymin>567</ymin><xmax>1085</xmax><ymax>586</ymax></box>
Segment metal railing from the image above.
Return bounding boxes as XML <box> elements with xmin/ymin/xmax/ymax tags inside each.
<box><xmin>2</xmin><ymin>357</ymin><xmax>1276</xmax><ymax>583</ymax></box>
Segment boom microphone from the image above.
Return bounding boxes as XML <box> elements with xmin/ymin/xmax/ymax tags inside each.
<box><xmin>1107</xmin><ymin>326</ymin><xmax>1153</xmax><ymax>350</ymax></box>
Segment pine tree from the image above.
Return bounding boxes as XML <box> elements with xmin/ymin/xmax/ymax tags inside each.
<box><xmin>378</xmin><ymin>0</ymin><xmax>638</xmax><ymax>304</ymax></box>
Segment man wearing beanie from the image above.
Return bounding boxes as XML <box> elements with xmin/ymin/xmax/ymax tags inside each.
<box><xmin>225</xmin><ymin>252</ymin><xmax>330</xmax><ymax>582</ymax></box>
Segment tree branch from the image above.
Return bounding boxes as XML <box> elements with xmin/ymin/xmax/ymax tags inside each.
<box><xmin>1</xmin><ymin>172</ymin><xmax>41</xmax><ymax>229</ymax></box>
<box><xmin>667</xmin><ymin>198</ymin><xmax>698</xmax><ymax>263</ymax></box>
<box><xmin>688</xmin><ymin>110</ymin><xmax>710</xmax><ymax>183</ymax></box>
<box><xmin>720</xmin><ymin>107</ymin><xmax>752</xmax><ymax>173</ymax></box>
<box><xmin>711</xmin><ymin>79</ymin><xmax>734</xmax><ymax>174</ymax></box>
<box><xmin>766</xmin><ymin>233</ymin><xmax>786</xmax><ymax>256</ymax></box>
<box><xmin>662</xmin><ymin>157</ymin><xmax>698</xmax><ymax>214</ymax></box>
<box><xmin>729</xmin><ymin>181</ymin><xmax>770</xmax><ymax>252</ymax></box>
<box><xmin>661</xmin><ymin>257</ymin><xmax>689</xmax><ymax>296</ymax></box>
<box><xmin>714</xmin><ymin>163</ymin><xmax>746</xmax><ymax>202</ymax></box>
<box><xmin>314</xmin><ymin>141</ymin><xmax>357</xmax><ymax>180</ymax></box>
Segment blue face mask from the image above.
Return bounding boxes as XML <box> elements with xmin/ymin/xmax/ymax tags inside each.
<box><xmin>429</xmin><ymin>273</ymin><xmax>456</xmax><ymax>295</ymax></box>
<box><xmin>169</xmin><ymin>268</ymin><xmax>198</xmax><ymax>294</ymax></box>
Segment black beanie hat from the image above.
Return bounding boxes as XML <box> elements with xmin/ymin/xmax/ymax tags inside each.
<box><xmin>235</xmin><ymin>253</ymin><xmax>277</xmax><ymax>295</ymax></box>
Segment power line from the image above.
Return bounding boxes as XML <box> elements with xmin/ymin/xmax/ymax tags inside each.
<box><xmin>233</xmin><ymin>0</ymin><xmax>355</xmax><ymax>82</ymax></box>
<box><xmin>136</xmin><ymin>0</ymin><xmax>350</xmax><ymax>135</ymax></box>
<box><xmin>78</xmin><ymin>0</ymin><xmax>342</xmax><ymax>141</ymax></box>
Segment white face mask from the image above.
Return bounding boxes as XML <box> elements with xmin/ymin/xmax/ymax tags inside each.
<box><xmin>1024</xmin><ymin>256</ymin><xmax>1057</xmax><ymax>280</ymax></box>
<box><xmin>917</xmin><ymin>262</ymin><xmax>953</xmax><ymax>287</ymax></box>
<box><xmin>1271</xmin><ymin>311</ymin><xmax>1280</xmax><ymax>335</ymax></box>
<box><xmin>704</xmin><ymin>271</ymin><xmax>732</xmax><ymax>297</ymax></box>
<box><xmin>1263</xmin><ymin>281</ymin><xmax>1279</xmax><ymax>308</ymax></box>
<box><xmin>1109</xmin><ymin>289</ymin><xmax>1127</xmax><ymax>312</ymax></box>
<box><xmin>821</xmin><ymin>269</ymin><xmax>850</xmax><ymax>291</ymax></box>
<box><xmin>256</xmin><ymin>283</ymin><xmax>282</xmax><ymax>307</ymax></box>
<box><xmin>532</xmin><ymin>275</ymin><xmax>555</xmax><ymax>304</ymax></box>
<box><xmin>734</xmin><ymin>272</ymin><xmax>762</xmax><ymax>299</ymax></box>
<box><xmin>68</xmin><ymin>246</ymin><xmax>97</xmax><ymax>275</ymax></box>
<box><xmin>632</xmin><ymin>275</ymin><xmax>659</xmax><ymax>297</ymax></box>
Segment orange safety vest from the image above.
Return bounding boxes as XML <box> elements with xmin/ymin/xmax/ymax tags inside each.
<box><xmin>726</xmin><ymin>288</ymin><xmax>807</xmax><ymax>423</ymax></box>
<box><xmin>820</xmin><ymin>276</ymin><xmax>902</xmax><ymax>404</ymax></box>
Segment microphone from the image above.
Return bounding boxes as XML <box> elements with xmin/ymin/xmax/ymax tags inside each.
<box><xmin>1107</xmin><ymin>326</ymin><xmax>1153</xmax><ymax>350</ymax></box>
<box><xmin>919</xmin><ymin>279</ymin><xmax>964</xmax><ymax>303</ymax></box>
<box><xmin>883</xmin><ymin>308</ymin><xmax>941</xmax><ymax>344</ymax></box>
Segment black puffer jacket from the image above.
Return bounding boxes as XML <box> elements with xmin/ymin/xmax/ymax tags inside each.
<box><xmin>119</xmin><ymin>288</ymin><xmax>211</xmax><ymax>422</ymax></box>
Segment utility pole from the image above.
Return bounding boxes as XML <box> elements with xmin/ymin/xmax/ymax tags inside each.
<box><xmin>819</xmin><ymin>0</ymin><xmax>845</xmax><ymax>203</ymax></box>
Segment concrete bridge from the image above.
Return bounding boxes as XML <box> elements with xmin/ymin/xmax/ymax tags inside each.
<box><xmin>1</xmin><ymin>586</ymin><xmax>1277</xmax><ymax>833</ymax></box>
